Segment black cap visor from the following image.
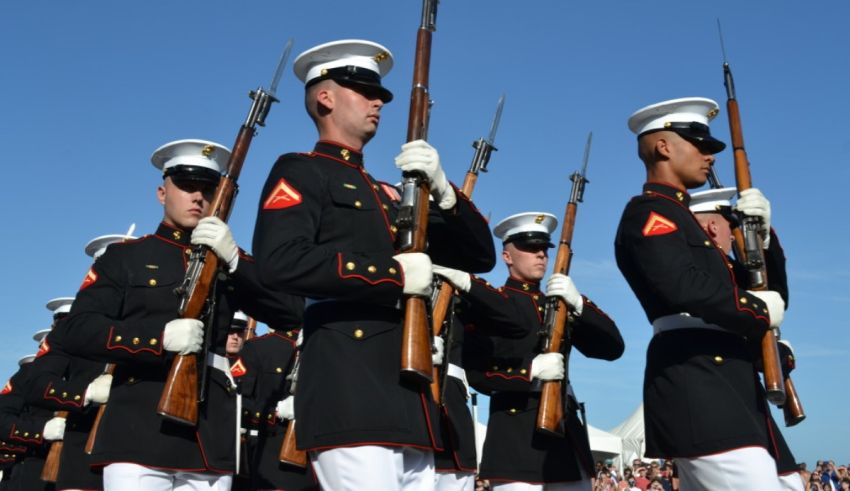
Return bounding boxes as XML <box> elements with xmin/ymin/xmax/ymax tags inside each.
<box><xmin>667</xmin><ymin>122</ymin><xmax>726</xmax><ymax>154</ymax></box>
<box><xmin>503</xmin><ymin>231</ymin><xmax>555</xmax><ymax>249</ymax></box>
<box><xmin>308</xmin><ymin>65</ymin><xmax>393</xmax><ymax>103</ymax></box>
<box><xmin>164</xmin><ymin>165</ymin><xmax>221</xmax><ymax>185</ymax></box>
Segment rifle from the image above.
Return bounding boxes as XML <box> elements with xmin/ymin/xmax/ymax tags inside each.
<box><xmin>278</xmin><ymin>341</ymin><xmax>306</xmax><ymax>467</ymax></box>
<box><xmin>717</xmin><ymin>22</ymin><xmax>794</xmax><ymax>411</ymax></box>
<box><xmin>397</xmin><ymin>0</ymin><xmax>439</xmax><ymax>384</ymax></box>
<box><xmin>535</xmin><ymin>133</ymin><xmax>591</xmax><ymax>436</ymax></box>
<box><xmin>41</xmin><ymin>410</ymin><xmax>68</xmax><ymax>482</ymax></box>
<box><xmin>157</xmin><ymin>39</ymin><xmax>293</xmax><ymax>425</ymax></box>
<box><xmin>430</xmin><ymin>95</ymin><xmax>504</xmax><ymax>404</ymax></box>
<box><xmin>245</xmin><ymin>316</ymin><xmax>257</xmax><ymax>341</ymax></box>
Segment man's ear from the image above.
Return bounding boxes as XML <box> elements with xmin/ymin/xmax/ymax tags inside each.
<box><xmin>655</xmin><ymin>136</ymin><xmax>673</xmax><ymax>160</ymax></box>
<box><xmin>501</xmin><ymin>248</ymin><xmax>512</xmax><ymax>267</ymax></box>
<box><xmin>157</xmin><ymin>183</ymin><xmax>166</xmax><ymax>206</ymax></box>
<box><xmin>316</xmin><ymin>87</ymin><xmax>333</xmax><ymax>111</ymax></box>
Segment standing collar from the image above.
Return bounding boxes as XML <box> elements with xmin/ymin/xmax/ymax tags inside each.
<box><xmin>156</xmin><ymin>221</ymin><xmax>192</xmax><ymax>246</ymax></box>
<box><xmin>505</xmin><ymin>276</ymin><xmax>541</xmax><ymax>293</ymax></box>
<box><xmin>314</xmin><ymin>141</ymin><xmax>364</xmax><ymax>167</ymax></box>
<box><xmin>643</xmin><ymin>182</ymin><xmax>691</xmax><ymax>206</ymax></box>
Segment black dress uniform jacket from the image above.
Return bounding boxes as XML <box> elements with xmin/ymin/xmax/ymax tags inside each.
<box><xmin>234</xmin><ymin>330</ymin><xmax>317</xmax><ymax>490</ymax></box>
<box><xmin>434</xmin><ymin>312</ymin><xmax>477</xmax><ymax>473</ymax></box>
<box><xmin>252</xmin><ymin>141</ymin><xmax>496</xmax><ymax>452</ymax></box>
<box><xmin>22</xmin><ymin>342</ymin><xmax>104</xmax><ymax>490</ymax></box>
<box><xmin>461</xmin><ymin>277</ymin><xmax>624</xmax><ymax>484</ymax></box>
<box><xmin>53</xmin><ymin>222</ymin><xmax>302</xmax><ymax>473</ymax></box>
<box><xmin>615</xmin><ymin>182</ymin><xmax>785</xmax><ymax>459</ymax></box>
<box><xmin>0</xmin><ymin>362</ymin><xmax>53</xmax><ymax>491</ymax></box>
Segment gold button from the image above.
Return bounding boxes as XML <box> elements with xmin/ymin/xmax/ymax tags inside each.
<box><xmin>508</xmin><ymin>408</ymin><xmax>517</xmax><ymax>414</ymax></box>
<box><xmin>533</xmin><ymin>295</ymin><xmax>539</xmax><ymax>301</ymax></box>
<box><xmin>382</xmin><ymin>204</ymin><xmax>389</xmax><ymax>211</ymax></box>
<box><xmin>34</xmin><ymin>434</ymin><xmax>40</xmax><ymax>438</ymax></box>
<box><xmin>275</xmin><ymin>367</ymin><xmax>283</xmax><ymax>373</ymax></box>
<box><xmin>354</xmin><ymin>328</ymin><xmax>364</xmax><ymax>339</ymax></box>
<box><xmin>345</xmin><ymin>262</ymin><xmax>356</xmax><ymax>271</ymax></box>
<box><xmin>740</xmin><ymin>297</ymin><xmax>748</xmax><ymax>304</ymax></box>
<box><xmin>185</xmin><ymin>248</ymin><xmax>191</xmax><ymax>255</ymax></box>
<box><xmin>538</xmin><ymin>307</ymin><xmax>544</xmax><ymax>312</ymax></box>
<box><xmin>267</xmin><ymin>414</ymin><xmax>274</xmax><ymax>420</ymax></box>
<box><xmin>49</xmin><ymin>388</ymin><xmax>55</xmax><ymax>395</ymax></box>
<box><xmin>148</xmin><ymin>279</ymin><xmax>157</xmax><ymax>286</ymax></box>
<box><xmin>115</xmin><ymin>335</ymin><xmax>122</xmax><ymax>342</ymax></box>
<box><xmin>14</xmin><ymin>431</ymin><xmax>19</xmax><ymax>435</ymax></box>
<box><xmin>389</xmin><ymin>267</ymin><xmax>397</xmax><ymax>275</ymax></box>
<box><xmin>367</xmin><ymin>265</ymin><xmax>377</xmax><ymax>273</ymax></box>
<box><xmin>390</xmin><ymin>225</ymin><xmax>398</xmax><ymax>233</ymax></box>
<box><xmin>506</xmin><ymin>367</ymin><xmax>513</xmax><ymax>373</ymax></box>
<box><xmin>128</xmin><ymin>377</ymin><xmax>135</xmax><ymax>383</ymax></box>
<box><xmin>704</xmin><ymin>240</ymin><xmax>711</xmax><ymax>247</ymax></box>
<box><xmin>763</xmin><ymin>308</ymin><xmax>768</xmax><ymax>313</ymax></box>
<box><xmin>149</xmin><ymin>338</ymin><xmax>158</xmax><ymax>346</ymax></box>
<box><xmin>492</xmin><ymin>366</ymin><xmax>499</xmax><ymax>371</ymax></box>
<box><xmin>713</xmin><ymin>355</ymin><xmax>724</xmax><ymax>364</ymax></box>
<box><xmin>255</xmin><ymin>412</ymin><xmax>261</xmax><ymax>418</ymax></box>
<box><xmin>132</xmin><ymin>337</ymin><xmax>140</xmax><ymax>345</ymax></box>
<box><xmin>62</xmin><ymin>392</ymin><xmax>67</xmax><ymax>398</ymax></box>
<box><xmin>520</xmin><ymin>368</ymin><xmax>527</xmax><ymax>375</ymax></box>
<box><xmin>23</xmin><ymin>432</ymin><xmax>28</xmax><ymax>437</ymax></box>
<box><xmin>354</xmin><ymin>200</ymin><xmax>362</xmax><ymax>208</ymax></box>
<box><xmin>74</xmin><ymin>395</ymin><xmax>81</xmax><ymax>401</ymax></box>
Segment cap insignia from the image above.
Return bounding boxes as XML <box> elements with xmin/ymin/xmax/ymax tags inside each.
<box><xmin>663</xmin><ymin>121</ymin><xmax>672</xmax><ymax>128</ymax></box>
<box><xmin>321</xmin><ymin>68</ymin><xmax>329</xmax><ymax>76</ymax></box>
<box><xmin>201</xmin><ymin>145</ymin><xmax>215</xmax><ymax>157</ymax></box>
<box><xmin>707</xmin><ymin>108</ymin><xmax>719</xmax><ymax>118</ymax></box>
<box><xmin>340</xmin><ymin>148</ymin><xmax>351</xmax><ymax>161</ymax></box>
<box><xmin>534</xmin><ymin>215</ymin><xmax>545</xmax><ymax>224</ymax></box>
<box><xmin>675</xmin><ymin>192</ymin><xmax>684</xmax><ymax>201</ymax></box>
<box><xmin>373</xmin><ymin>51</ymin><xmax>389</xmax><ymax>63</ymax></box>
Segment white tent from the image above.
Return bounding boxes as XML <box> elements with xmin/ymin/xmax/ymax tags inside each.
<box><xmin>588</xmin><ymin>424</ymin><xmax>623</xmax><ymax>469</ymax></box>
<box><xmin>609</xmin><ymin>404</ymin><xmax>646</xmax><ymax>470</ymax></box>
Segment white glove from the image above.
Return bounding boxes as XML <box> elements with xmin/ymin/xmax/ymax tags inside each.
<box><xmin>43</xmin><ymin>417</ymin><xmax>66</xmax><ymax>441</ymax></box>
<box><xmin>84</xmin><ymin>373</ymin><xmax>113</xmax><ymax>406</ymax></box>
<box><xmin>393</xmin><ymin>252</ymin><xmax>433</xmax><ymax>297</ymax></box>
<box><xmin>191</xmin><ymin>216</ymin><xmax>239</xmax><ymax>273</ymax></box>
<box><xmin>432</xmin><ymin>336</ymin><xmax>445</xmax><ymax>366</ymax></box>
<box><xmin>432</xmin><ymin>264</ymin><xmax>471</xmax><ymax>293</ymax></box>
<box><xmin>546</xmin><ymin>274</ymin><xmax>584</xmax><ymax>316</ymax></box>
<box><xmin>163</xmin><ymin>318</ymin><xmax>204</xmax><ymax>355</ymax></box>
<box><xmin>748</xmin><ymin>290</ymin><xmax>785</xmax><ymax>329</ymax></box>
<box><xmin>276</xmin><ymin>396</ymin><xmax>295</xmax><ymax>421</ymax></box>
<box><xmin>395</xmin><ymin>139</ymin><xmax>457</xmax><ymax>210</ymax></box>
<box><xmin>735</xmin><ymin>188</ymin><xmax>771</xmax><ymax>248</ymax></box>
<box><xmin>530</xmin><ymin>352</ymin><xmax>565</xmax><ymax>381</ymax></box>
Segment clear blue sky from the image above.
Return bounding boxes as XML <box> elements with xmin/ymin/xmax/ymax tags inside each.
<box><xmin>2</xmin><ymin>1</ymin><xmax>847</xmax><ymax>467</ymax></box>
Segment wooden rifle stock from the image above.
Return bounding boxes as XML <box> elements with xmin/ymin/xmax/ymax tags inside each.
<box><xmin>399</xmin><ymin>0</ymin><xmax>438</xmax><ymax>384</ymax></box>
<box><xmin>782</xmin><ymin>376</ymin><xmax>805</xmax><ymax>426</ymax></box>
<box><xmin>725</xmin><ymin>89</ymin><xmax>785</xmax><ymax>406</ymax></box>
<box><xmin>536</xmin><ymin>203</ymin><xmax>577</xmax><ymax>437</ymax></box>
<box><xmin>41</xmin><ymin>410</ymin><xmax>69</xmax><ymax>482</ymax></box>
<box><xmin>429</xmin><ymin>174</ymin><xmax>478</xmax><ymax>403</ymax></box>
<box><xmin>84</xmin><ymin>363</ymin><xmax>115</xmax><ymax>454</ymax></box>
<box><xmin>278</xmin><ymin>419</ymin><xmax>307</xmax><ymax>467</ymax></box>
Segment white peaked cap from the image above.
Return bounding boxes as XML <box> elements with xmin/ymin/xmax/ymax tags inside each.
<box><xmin>689</xmin><ymin>187</ymin><xmax>737</xmax><ymax>213</ymax></box>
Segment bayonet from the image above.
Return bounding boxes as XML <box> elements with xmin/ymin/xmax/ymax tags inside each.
<box><xmin>570</xmin><ymin>132</ymin><xmax>592</xmax><ymax>204</ymax></box>
<box><xmin>469</xmin><ymin>94</ymin><xmax>506</xmax><ymax>176</ymax></box>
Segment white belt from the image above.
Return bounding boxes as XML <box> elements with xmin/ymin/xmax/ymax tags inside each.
<box><xmin>446</xmin><ymin>363</ymin><xmax>469</xmax><ymax>397</ymax></box>
<box><xmin>652</xmin><ymin>313</ymin><xmax>728</xmax><ymax>335</ymax></box>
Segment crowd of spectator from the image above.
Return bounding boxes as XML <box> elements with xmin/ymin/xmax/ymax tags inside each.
<box><xmin>590</xmin><ymin>458</ymin><xmax>850</xmax><ymax>491</ymax></box>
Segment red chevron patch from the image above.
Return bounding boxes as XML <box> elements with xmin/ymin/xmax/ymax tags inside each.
<box><xmin>642</xmin><ymin>212</ymin><xmax>678</xmax><ymax>237</ymax></box>
<box><xmin>263</xmin><ymin>178</ymin><xmax>302</xmax><ymax>210</ymax></box>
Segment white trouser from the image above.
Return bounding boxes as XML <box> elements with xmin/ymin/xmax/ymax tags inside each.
<box><xmin>435</xmin><ymin>470</ymin><xmax>475</xmax><ymax>491</ymax></box>
<box><xmin>312</xmin><ymin>445</ymin><xmax>434</xmax><ymax>491</ymax></box>
<box><xmin>103</xmin><ymin>463</ymin><xmax>233</xmax><ymax>491</ymax></box>
<box><xmin>778</xmin><ymin>472</ymin><xmax>805</xmax><ymax>491</ymax></box>
<box><xmin>492</xmin><ymin>479</ymin><xmax>591</xmax><ymax>491</ymax></box>
<box><xmin>675</xmin><ymin>446</ymin><xmax>782</xmax><ymax>491</ymax></box>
